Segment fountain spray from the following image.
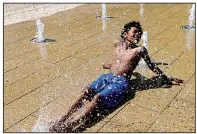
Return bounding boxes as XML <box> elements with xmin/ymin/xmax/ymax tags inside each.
<box><xmin>95</xmin><ymin>4</ymin><xmax>114</xmax><ymax>31</ymax></box>
<box><xmin>96</xmin><ymin>4</ymin><xmax>113</xmax><ymax>20</ymax></box>
<box><xmin>186</xmin><ymin>4</ymin><xmax>195</xmax><ymax>49</ymax></box>
<box><xmin>188</xmin><ymin>4</ymin><xmax>195</xmax><ymax>28</ymax></box>
<box><xmin>140</xmin><ymin>4</ymin><xmax>144</xmax><ymax>16</ymax></box>
<box><xmin>36</xmin><ymin>19</ymin><xmax>45</xmax><ymax>43</ymax></box>
<box><xmin>30</xmin><ymin>19</ymin><xmax>56</xmax><ymax>44</ymax></box>
<box><xmin>181</xmin><ymin>4</ymin><xmax>195</xmax><ymax>30</ymax></box>
<box><xmin>138</xmin><ymin>31</ymin><xmax>148</xmax><ymax>67</ymax></box>
<box><xmin>142</xmin><ymin>31</ymin><xmax>148</xmax><ymax>49</ymax></box>
<box><xmin>102</xmin><ymin>4</ymin><xmax>107</xmax><ymax>19</ymax></box>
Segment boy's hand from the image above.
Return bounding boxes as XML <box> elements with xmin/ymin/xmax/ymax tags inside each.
<box><xmin>169</xmin><ymin>77</ymin><xmax>184</xmax><ymax>85</ymax></box>
<box><xmin>102</xmin><ymin>63</ymin><xmax>111</xmax><ymax>69</ymax></box>
<box><xmin>160</xmin><ymin>75</ymin><xmax>184</xmax><ymax>85</ymax></box>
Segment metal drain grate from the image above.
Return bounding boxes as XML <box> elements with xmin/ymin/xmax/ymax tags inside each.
<box><xmin>181</xmin><ymin>25</ymin><xmax>195</xmax><ymax>30</ymax></box>
<box><xmin>30</xmin><ymin>37</ymin><xmax>56</xmax><ymax>44</ymax></box>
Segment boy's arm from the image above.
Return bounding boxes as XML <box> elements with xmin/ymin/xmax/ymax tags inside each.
<box><xmin>140</xmin><ymin>46</ymin><xmax>166</xmax><ymax>77</ymax></box>
<box><xmin>140</xmin><ymin>46</ymin><xmax>184</xmax><ymax>85</ymax></box>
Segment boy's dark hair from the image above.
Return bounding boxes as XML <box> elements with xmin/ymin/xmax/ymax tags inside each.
<box><xmin>121</xmin><ymin>21</ymin><xmax>143</xmax><ymax>39</ymax></box>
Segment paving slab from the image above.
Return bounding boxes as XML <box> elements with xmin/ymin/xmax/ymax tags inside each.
<box><xmin>148</xmin><ymin>93</ymin><xmax>195</xmax><ymax>132</ymax></box>
<box><xmin>4</xmin><ymin>88</ymin><xmax>54</xmax><ymax>131</ymax></box>
<box><xmin>98</xmin><ymin>102</ymin><xmax>159</xmax><ymax>132</ymax></box>
<box><xmin>4</xmin><ymin>65</ymin><xmax>60</xmax><ymax>105</ymax></box>
<box><xmin>5</xmin><ymin>115</ymin><xmax>37</xmax><ymax>132</ymax></box>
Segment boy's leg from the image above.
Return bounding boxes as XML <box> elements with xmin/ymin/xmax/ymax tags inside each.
<box><xmin>64</xmin><ymin>94</ymin><xmax>102</xmax><ymax>131</ymax></box>
<box><xmin>59</xmin><ymin>87</ymin><xmax>95</xmax><ymax>122</ymax></box>
<box><xmin>49</xmin><ymin>87</ymin><xmax>95</xmax><ymax>132</ymax></box>
<box><xmin>49</xmin><ymin>74</ymin><xmax>106</xmax><ymax>132</ymax></box>
<box><xmin>49</xmin><ymin>94</ymin><xmax>101</xmax><ymax>132</ymax></box>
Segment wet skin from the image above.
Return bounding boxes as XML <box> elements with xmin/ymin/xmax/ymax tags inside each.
<box><xmin>104</xmin><ymin>27</ymin><xmax>153</xmax><ymax>78</ymax></box>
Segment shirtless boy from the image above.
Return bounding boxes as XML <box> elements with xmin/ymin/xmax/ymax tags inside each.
<box><xmin>49</xmin><ymin>21</ymin><xmax>183</xmax><ymax>132</ymax></box>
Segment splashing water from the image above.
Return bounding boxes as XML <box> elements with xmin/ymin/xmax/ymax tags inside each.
<box><xmin>142</xmin><ymin>31</ymin><xmax>148</xmax><ymax>49</ymax></box>
<box><xmin>140</xmin><ymin>4</ymin><xmax>144</xmax><ymax>16</ymax></box>
<box><xmin>102</xmin><ymin>4</ymin><xmax>107</xmax><ymax>20</ymax></box>
<box><xmin>31</xmin><ymin>116</ymin><xmax>50</xmax><ymax>132</ymax></box>
<box><xmin>181</xmin><ymin>4</ymin><xmax>195</xmax><ymax>30</ymax></box>
<box><xmin>102</xmin><ymin>19</ymin><xmax>107</xmax><ymax>31</ymax></box>
<box><xmin>30</xmin><ymin>19</ymin><xmax>56</xmax><ymax>44</ymax></box>
<box><xmin>184</xmin><ymin>4</ymin><xmax>195</xmax><ymax>49</ymax></box>
<box><xmin>139</xmin><ymin>31</ymin><xmax>148</xmax><ymax>67</ymax></box>
<box><xmin>139</xmin><ymin>4</ymin><xmax>145</xmax><ymax>24</ymax></box>
<box><xmin>186</xmin><ymin>30</ymin><xmax>192</xmax><ymax>50</ymax></box>
<box><xmin>31</xmin><ymin>92</ymin><xmax>58</xmax><ymax>132</ymax></box>
<box><xmin>31</xmin><ymin>107</ymin><xmax>52</xmax><ymax>132</ymax></box>
<box><xmin>188</xmin><ymin>4</ymin><xmax>195</xmax><ymax>27</ymax></box>
<box><xmin>36</xmin><ymin>19</ymin><xmax>45</xmax><ymax>42</ymax></box>
<box><xmin>96</xmin><ymin>4</ymin><xmax>114</xmax><ymax>31</ymax></box>
<box><xmin>185</xmin><ymin>26</ymin><xmax>195</xmax><ymax>50</ymax></box>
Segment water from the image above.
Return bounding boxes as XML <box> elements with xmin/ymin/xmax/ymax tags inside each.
<box><xmin>139</xmin><ymin>4</ymin><xmax>145</xmax><ymax>25</ymax></box>
<box><xmin>102</xmin><ymin>4</ymin><xmax>107</xmax><ymax>19</ymax></box>
<box><xmin>30</xmin><ymin>19</ymin><xmax>56</xmax><ymax>44</ymax></box>
<box><xmin>96</xmin><ymin>4</ymin><xmax>114</xmax><ymax>31</ymax></box>
<box><xmin>96</xmin><ymin>4</ymin><xmax>114</xmax><ymax>20</ymax></box>
<box><xmin>96</xmin><ymin>4</ymin><xmax>107</xmax><ymax>20</ymax></box>
<box><xmin>99</xmin><ymin>4</ymin><xmax>107</xmax><ymax>31</ymax></box>
<box><xmin>36</xmin><ymin>19</ymin><xmax>45</xmax><ymax>42</ymax></box>
<box><xmin>102</xmin><ymin>19</ymin><xmax>107</xmax><ymax>31</ymax></box>
<box><xmin>188</xmin><ymin>4</ymin><xmax>195</xmax><ymax>27</ymax></box>
<box><xmin>186</xmin><ymin>30</ymin><xmax>192</xmax><ymax>50</ymax></box>
<box><xmin>31</xmin><ymin>89</ymin><xmax>60</xmax><ymax>132</ymax></box>
<box><xmin>140</xmin><ymin>4</ymin><xmax>144</xmax><ymax>16</ymax></box>
<box><xmin>142</xmin><ymin>31</ymin><xmax>148</xmax><ymax>49</ymax></box>
<box><xmin>31</xmin><ymin>116</ymin><xmax>50</xmax><ymax>132</ymax></box>
<box><xmin>31</xmin><ymin>107</ymin><xmax>52</xmax><ymax>132</ymax></box>
<box><xmin>138</xmin><ymin>31</ymin><xmax>148</xmax><ymax>67</ymax></box>
<box><xmin>185</xmin><ymin>26</ymin><xmax>195</xmax><ymax>50</ymax></box>
<box><xmin>181</xmin><ymin>4</ymin><xmax>195</xmax><ymax>30</ymax></box>
<box><xmin>185</xmin><ymin>4</ymin><xmax>195</xmax><ymax>49</ymax></box>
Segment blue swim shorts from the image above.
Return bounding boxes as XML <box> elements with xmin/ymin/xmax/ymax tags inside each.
<box><xmin>89</xmin><ymin>73</ymin><xmax>129</xmax><ymax>109</ymax></box>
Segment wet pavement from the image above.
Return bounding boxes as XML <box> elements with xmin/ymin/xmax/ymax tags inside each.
<box><xmin>4</xmin><ymin>4</ymin><xmax>195</xmax><ymax>132</ymax></box>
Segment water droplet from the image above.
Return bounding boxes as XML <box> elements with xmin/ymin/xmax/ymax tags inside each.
<box><xmin>152</xmin><ymin>106</ymin><xmax>156</xmax><ymax>111</ymax></box>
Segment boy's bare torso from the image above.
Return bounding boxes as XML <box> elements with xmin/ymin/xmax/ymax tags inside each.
<box><xmin>110</xmin><ymin>40</ymin><xmax>141</xmax><ymax>78</ymax></box>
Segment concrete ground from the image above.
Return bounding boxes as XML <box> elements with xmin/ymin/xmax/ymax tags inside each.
<box><xmin>4</xmin><ymin>4</ymin><xmax>83</xmax><ymax>25</ymax></box>
<box><xmin>4</xmin><ymin>4</ymin><xmax>195</xmax><ymax>132</ymax></box>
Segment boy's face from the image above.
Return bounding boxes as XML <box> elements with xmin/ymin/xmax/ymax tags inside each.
<box><xmin>125</xmin><ymin>27</ymin><xmax>142</xmax><ymax>44</ymax></box>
